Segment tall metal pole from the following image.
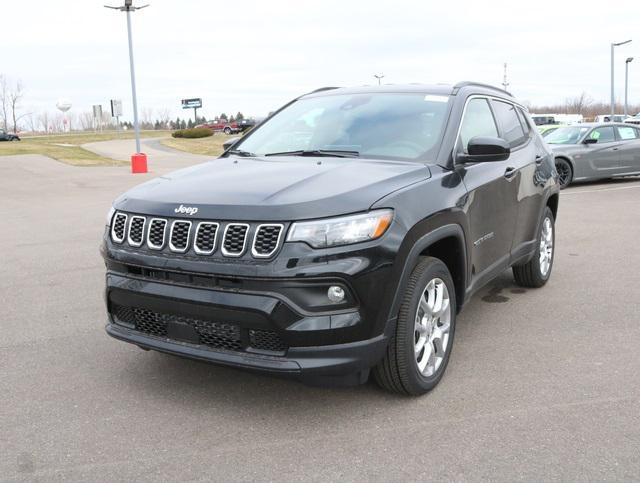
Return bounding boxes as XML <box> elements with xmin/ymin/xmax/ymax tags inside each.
<box><xmin>611</xmin><ymin>43</ymin><xmax>615</xmax><ymax>118</ymax></box>
<box><xmin>611</xmin><ymin>40</ymin><xmax>632</xmax><ymax>118</ymax></box>
<box><xmin>625</xmin><ymin>57</ymin><xmax>633</xmax><ymax>117</ymax></box>
<box><xmin>126</xmin><ymin>8</ymin><xmax>141</xmax><ymax>153</ymax></box>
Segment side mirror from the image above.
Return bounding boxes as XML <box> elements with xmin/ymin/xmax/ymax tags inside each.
<box><xmin>457</xmin><ymin>136</ymin><xmax>510</xmax><ymax>163</ymax></box>
<box><xmin>583</xmin><ymin>138</ymin><xmax>598</xmax><ymax>145</ymax></box>
<box><xmin>222</xmin><ymin>137</ymin><xmax>240</xmax><ymax>151</ymax></box>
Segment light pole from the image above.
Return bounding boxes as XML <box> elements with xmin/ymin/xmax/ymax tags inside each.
<box><xmin>611</xmin><ymin>39</ymin><xmax>632</xmax><ymax>117</ymax></box>
<box><xmin>374</xmin><ymin>74</ymin><xmax>385</xmax><ymax>85</ymax></box>
<box><xmin>625</xmin><ymin>57</ymin><xmax>634</xmax><ymax>117</ymax></box>
<box><xmin>105</xmin><ymin>0</ymin><xmax>149</xmax><ymax>155</ymax></box>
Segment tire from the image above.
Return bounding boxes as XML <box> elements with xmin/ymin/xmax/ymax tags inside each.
<box><xmin>374</xmin><ymin>256</ymin><xmax>457</xmax><ymax>396</ymax></box>
<box><xmin>223</xmin><ymin>127</ymin><xmax>231</xmax><ymax>135</ymax></box>
<box><xmin>11</xmin><ymin>137</ymin><xmax>19</xmax><ymax>142</ymax></box>
<box><xmin>555</xmin><ymin>158</ymin><xmax>572</xmax><ymax>189</ymax></box>
<box><xmin>513</xmin><ymin>206</ymin><xmax>555</xmax><ymax>288</ymax></box>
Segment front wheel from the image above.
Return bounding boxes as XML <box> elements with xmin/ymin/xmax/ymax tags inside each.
<box><xmin>513</xmin><ymin>206</ymin><xmax>555</xmax><ymax>288</ymax></box>
<box><xmin>374</xmin><ymin>257</ymin><xmax>457</xmax><ymax>396</ymax></box>
<box><xmin>223</xmin><ymin>127</ymin><xmax>231</xmax><ymax>135</ymax></box>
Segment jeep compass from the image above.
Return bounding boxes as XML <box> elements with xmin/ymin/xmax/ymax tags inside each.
<box><xmin>102</xmin><ymin>82</ymin><xmax>559</xmax><ymax>395</ymax></box>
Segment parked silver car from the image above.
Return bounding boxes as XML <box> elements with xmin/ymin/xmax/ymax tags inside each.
<box><xmin>545</xmin><ymin>123</ymin><xmax>640</xmax><ymax>188</ymax></box>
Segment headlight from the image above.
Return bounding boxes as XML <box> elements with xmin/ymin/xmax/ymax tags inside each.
<box><xmin>287</xmin><ymin>209</ymin><xmax>393</xmax><ymax>248</ymax></box>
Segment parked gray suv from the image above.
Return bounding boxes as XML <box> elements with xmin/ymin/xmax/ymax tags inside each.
<box><xmin>546</xmin><ymin>123</ymin><xmax>640</xmax><ymax>188</ymax></box>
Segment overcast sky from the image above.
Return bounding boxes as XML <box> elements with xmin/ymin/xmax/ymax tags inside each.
<box><xmin>3</xmin><ymin>0</ymin><xmax>639</xmax><ymax>121</ymax></box>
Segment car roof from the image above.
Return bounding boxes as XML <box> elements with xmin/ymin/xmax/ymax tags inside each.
<box><xmin>556</xmin><ymin>122</ymin><xmax>633</xmax><ymax>128</ymax></box>
<box><xmin>301</xmin><ymin>82</ymin><xmax>516</xmax><ymax>102</ymax></box>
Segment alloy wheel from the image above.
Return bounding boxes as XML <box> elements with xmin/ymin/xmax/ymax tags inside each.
<box><xmin>539</xmin><ymin>216</ymin><xmax>553</xmax><ymax>276</ymax></box>
<box><xmin>414</xmin><ymin>278</ymin><xmax>451</xmax><ymax>377</ymax></box>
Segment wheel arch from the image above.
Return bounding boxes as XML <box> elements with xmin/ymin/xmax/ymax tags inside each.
<box><xmin>387</xmin><ymin>224</ymin><xmax>467</xmax><ymax>321</ymax></box>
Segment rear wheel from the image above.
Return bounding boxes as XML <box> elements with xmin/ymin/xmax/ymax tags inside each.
<box><xmin>374</xmin><ymin>257</ymin><xmax>456</xmax><ymax>396</ymax></box>
<box><xmin>223</xmin><ymin>127</ymin><xmax>231</xmax><ymax>135</ymax></box>
<box><xmin>11</xmin><ymin>137</ymin><xmax>19</xmax><ymax>142</ymax></box>
<box><xmin>555</xmin><ymin>158</ymin><xmax>572</xmax><ymax>189</ymax></box>
<box><xmin>513</xmin><ymin>206</ymin><xmax>555</xmax><ymax>288</ymax></box>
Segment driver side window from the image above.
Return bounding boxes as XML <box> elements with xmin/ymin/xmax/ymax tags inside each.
<box><xmin>459</xmin><ymin>98</ymin><xmax>499</xmax><ymax>153</ymax></box>
<box><xmin>587</xmin><ymin>127</ymin><xmax>616</xmax><ymax>143</ymax></box>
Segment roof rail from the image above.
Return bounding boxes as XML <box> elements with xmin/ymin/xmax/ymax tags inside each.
<box><xmin>307</xmin><ymin>86</ymin><xmax>340</xmax><ymax>94</ymax></box>
<box><xmin>453</xmin><ymin>81</ymin><xmax>512</xmax><ymax>97</ymax></box>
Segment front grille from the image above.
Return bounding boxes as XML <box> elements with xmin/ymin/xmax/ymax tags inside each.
<box><xmin>110</xmin><ymin>211</ymin><xmax>287</xmax><ymax>259</ymax></box>
<box><xmin>249</xmin><ymin>329</ymin><xmax>288</xmax><ymax>352</ymax></box>
<box><xmin>252</xmin><ymin>224</ymin><xmax>283</xmax><ymax>257</ymax></box>
<box><xmin>169</xmin><ymin>221</ymin><xmax>192</xmax><ymax>252</ymax></box>
<box><xmin>111</xmin><ymin>304</ymin><xmax>287</xmax><ymax>354</ymax></box>
<box><xmin>111</xmin><ymin>213</ymin><xmax>127</xmax><ymax>243</ymax></box>
<box><xmin>194</xmin><ymin>222</ymin><xmax>218</xmax><ymax>255</ymax></box>
<box><xmin>147</xmin><ymin>219</ymin><xmax>167</xmax><ymax>250</ymax></box>
<box><xmin>222</xmin><ymin>224</ymin><xmax>249</xmax><ymax>256</ymax></box>
<box><xmin>127</xmin><ymin>216</ymin><xmax>146</xmax><ymax>247</ymax></box>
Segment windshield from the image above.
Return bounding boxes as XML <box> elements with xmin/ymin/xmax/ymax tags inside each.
<box><xmin>232</xmin><ymin>93</ymin><xmax>451</xmax><ymax>161</ymax></box>
<box><xmin>545</xmin><ymin>126</ymin><xmax>590</xmax><ymax>144</ymax></box>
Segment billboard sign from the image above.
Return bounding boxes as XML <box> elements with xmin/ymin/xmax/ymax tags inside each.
<box><xmin>181</xmin><ymin>98</ymin><xmax>202</xmax><ymax>109</ymax></box>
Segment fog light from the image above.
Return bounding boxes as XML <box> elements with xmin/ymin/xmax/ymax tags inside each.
<box><xmin>327</xmin><ymin>285</ymin><xmax>345</xmax><ymax>303</ymax></box>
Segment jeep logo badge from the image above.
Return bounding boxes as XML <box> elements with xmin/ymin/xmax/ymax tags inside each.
<box><xmin>174</xmin><ymin>204</ymin><xmax>198</xmax><ymax>216</ymax></box>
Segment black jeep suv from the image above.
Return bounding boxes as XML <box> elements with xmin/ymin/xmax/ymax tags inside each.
<box><xmin>102</xmin><ymin>82</ymin><xmax>559</xmax><ymax>395</ymax></box>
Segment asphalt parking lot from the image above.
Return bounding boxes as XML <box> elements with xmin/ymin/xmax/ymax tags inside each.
<box><xmin>2</xmin><ymin>153</ymin><xmax>640</xmax><ymax>481</ymax></box>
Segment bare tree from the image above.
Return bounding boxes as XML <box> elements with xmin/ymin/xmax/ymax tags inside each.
<box><xmin>78</xmin><ymin>110</ymin><xmax>94</xmax><ymax>131</ymax></box>
<box><xmin>564</xmin><ymin>92</ymin><xmax>593</xmax><ymax>115</ymax></box>
<box><xmin>25</xmin><ymin>111</ymin><xmax>39</xmax><ymax>133</ymax></box>
<box><xmin>38</xmin><ymin>111</ymin><xmax>51</xmax><ymax>133</ymax></box>
<box><xmin>0</xmin><ymin>74</ymin><xmax>8</xmax><ymax>130</ymax></box>
<box><xmin>9</xmin><ymin>80</ymin><xmax>25</xmax><ymax>132</ymax></box>
<box><xmin>157</xmin><ymin>107</ymin><xmax>171</xmax><ymax>128</ymax></box>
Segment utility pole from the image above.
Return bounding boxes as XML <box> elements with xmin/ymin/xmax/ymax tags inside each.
<box><xmin>502</xmin><ymin>63</ymin><xmax>509</xmax><ymax>91</ymax></box>
<box><xmin>611</xmin><ymin>40</ymin><xmax>632</xmax><ymax>117</ymax></box>
<box><xmin>105</xmin><ymin>0</ymin><xmax>149</xmax><ymax>155</ymax></box>
<box><xmin>374</xmin><ymin>74</ymin><xmax>385</xmax><ymax>85</ymax></box>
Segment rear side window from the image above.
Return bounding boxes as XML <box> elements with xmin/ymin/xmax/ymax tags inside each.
<box><xmin>492</xmin><ymin>100</ymin><xmax>527</xmax><ymax>148</ymax></box>
<box><xmin>616</xmin><ymin>126</ymin><xmax>638</xmax><ymax>140</ymax></box>
<box><xmin>516</xmin><ymin>108</ymin><xmax>531</xmax><ymax>134</ymax></box>
<box><xmin>587</xmin><ymin>127</ymin><xmax>616</xmax><ymax>143</ymax></box>
<box><xmin>459</xmin><ymin>98</ymin><xmax>498</xmax><ymax>152</ymax></box>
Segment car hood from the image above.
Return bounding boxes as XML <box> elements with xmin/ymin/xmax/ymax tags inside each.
<box><xmin>114</xmin><ymin>156</ymin><xmax>431</xmax><ymax>221</ymax></box>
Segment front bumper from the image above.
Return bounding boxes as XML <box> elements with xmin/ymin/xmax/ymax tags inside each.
<box><xmin>106</xmin><ymin>322</ymin><xmax>388</xmax><ymax>385</ymax></box>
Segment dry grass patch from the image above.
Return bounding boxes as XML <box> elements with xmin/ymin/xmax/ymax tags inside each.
<box><xmin>0</xmin><ymin>130</ymin><xmax>169</xmax><ymax>166</ymax></box>
<box><xmin>161</xmin><ymin>133</ymin><xmax>239</xmax><ymax>157</ymax></box>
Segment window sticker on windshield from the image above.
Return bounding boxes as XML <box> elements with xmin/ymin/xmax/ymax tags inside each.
<box><xmin>424</xmin><ymin>95</ymin><xmax>449</xmax><ymax>103</ymax></box>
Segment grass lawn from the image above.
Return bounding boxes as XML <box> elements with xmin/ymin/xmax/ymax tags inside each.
<box><xmin>0</xmin><ymin>130</ymin><xmax>169</xmax><ymax>166</ymax></box>
<box><xmin>161</xmin><ymin>133</ymin><xmax>240</xmax><ymax>157</ymax></box>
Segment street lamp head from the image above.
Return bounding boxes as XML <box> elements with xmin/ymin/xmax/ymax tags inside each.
<box><xmin>627</xmin><ymin>57</ymin><xmax>634</xmax><ymax>63</ymax></box>
<box><xmin>613</xmin><ymin>39</ymin><xmax>632</xmax><ymax>46</ymax></box>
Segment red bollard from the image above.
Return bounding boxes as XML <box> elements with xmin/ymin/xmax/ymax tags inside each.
<box><xmin>131</xmin><ymin>153</ymin><xmax>148</xmax><ymax>174</ymax></box>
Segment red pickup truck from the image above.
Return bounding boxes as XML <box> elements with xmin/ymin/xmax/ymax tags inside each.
<box><xmin>197</xmin><ymin>119</ymin><xmax>240</xmax><ymax>134</ymax></box>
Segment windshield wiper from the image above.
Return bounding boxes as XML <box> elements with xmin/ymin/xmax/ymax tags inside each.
<box><xmin>264</xmin><ymin>149</ymin><xmax>360</xmax><ymax>158</ymax></box>
<box><xmin>227</xmin><ymin>149</ymin><xmax>256</xmax><ymax>157</ymax></box>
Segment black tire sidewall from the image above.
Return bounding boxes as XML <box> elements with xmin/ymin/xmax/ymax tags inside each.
<box><xmin>397</xmin><ymin>258</ymin><xmax>457</xmax><ymax>394</ymax></box>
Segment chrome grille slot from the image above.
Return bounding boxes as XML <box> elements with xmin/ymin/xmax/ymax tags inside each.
<box><xmin>147</xmin><ymin>218</ymin><xmax>167</xmax><ymax>250</ymax></box>
<box><xmin>194</xmin><ymin>222</ymin><xmax>219</xmax><ymax>255</ymax></box>
<box><xmin>222</xmin><ymin>223</ymin><xmax>249</xmax><ymax>257</ymax></box>
<box><xmin>111</xmin><ymin>213</ymin><xmax>127</xmax><ymax>243</ymax></box>
<box><xmin>127</xmin><ymin>216</ymin><xmax>146</xmax><ymax>247</ymax></box>
<box><xmin>252</xmin><ymin>224</ymin><xmax>284</xmax><ymax>258</ymax></box>
<box><xmin>169</xmin><ymin>220</ymin><xmax>192</xmax><ymax>253</ymax></box>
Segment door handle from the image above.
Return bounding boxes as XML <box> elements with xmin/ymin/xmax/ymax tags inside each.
<box><xmin>612</xmin><ymin>147</ymin><xmax>619</xmax><ymax>151</ymax></box>
<box><xmin>535</xmin><ymin>155</ymin><xmax>544</xmax><ymax>164</ymax></box>
<box><xmin>504</xmin><ymin>167</ymin><xmax>517</xmax><ymax>180</ymax></box>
